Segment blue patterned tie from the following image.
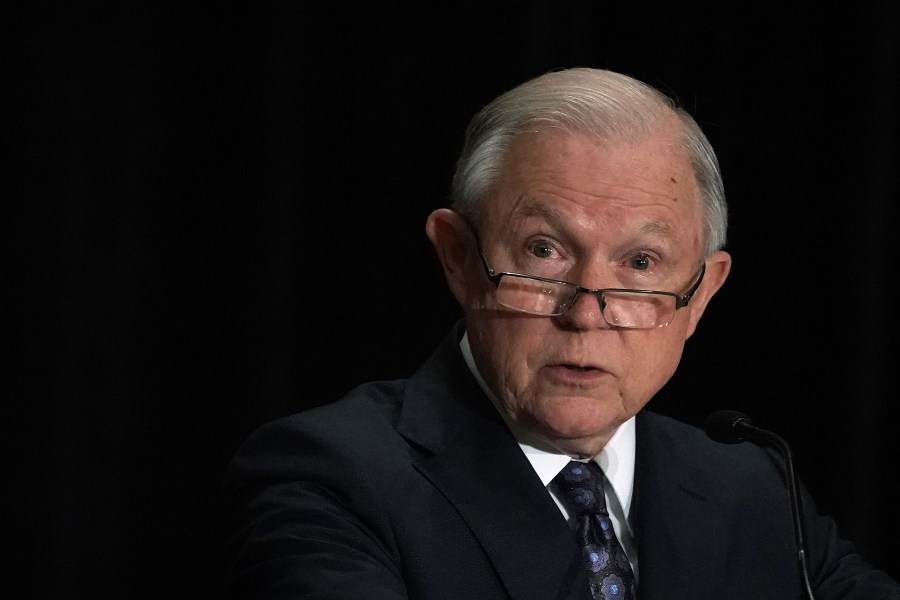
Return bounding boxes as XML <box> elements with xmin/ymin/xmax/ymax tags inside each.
<box><xmin>553</xmin><ymin>460</ymin><xmax>636</xmax><ymax>600</ymax></box>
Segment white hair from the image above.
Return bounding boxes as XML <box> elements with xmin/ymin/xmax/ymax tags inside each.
<box><xmin>450</xmin><ymin>68</ymin><xmax>727</xmax><ymax>257</ymax></box>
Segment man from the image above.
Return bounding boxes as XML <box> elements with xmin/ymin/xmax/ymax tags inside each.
<box><xmin>221</xmin><ymin>68</ymin><xmax>899</xmax><ymax>599</ymax></box>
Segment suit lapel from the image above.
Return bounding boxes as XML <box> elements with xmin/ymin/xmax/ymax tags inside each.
<box><xmin>397</xmin><ymin>324</ymin><xmax>589</xmax><ymax>600</ymax></box>
<box><xmin>414</xmin><ymin>423</ymin><xmax>588</xmax><ymax>600</ymax></box>
<box><xmin>633</xmin><ymin>412</ymin><xmax>731</xmax><ymax>599</ymax></box>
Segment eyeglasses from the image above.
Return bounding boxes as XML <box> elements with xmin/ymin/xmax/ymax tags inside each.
<box><xmin>472</xmin><ymin>232</ymin><xmax>705</xmax><ymax>329</ymax></box>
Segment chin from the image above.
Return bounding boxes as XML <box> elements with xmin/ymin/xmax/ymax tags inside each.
<box><xmin>538</xmin><ymin>399</ymin><xmax>623</xmax><ymax>440</ymax></box>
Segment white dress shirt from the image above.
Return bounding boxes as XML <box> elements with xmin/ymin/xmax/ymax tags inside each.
<box><xmin>460</xmin><ymin>333</ymin><xmax>639</xmax><ymax>580</ymax></box>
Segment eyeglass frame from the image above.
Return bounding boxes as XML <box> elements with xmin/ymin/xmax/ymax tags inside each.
<box><xmin>467</xmin><ymin>222</ymin><xmax>707</xmax><ymax>326</ymax></box>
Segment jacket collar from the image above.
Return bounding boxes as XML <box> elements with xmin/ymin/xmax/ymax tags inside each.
<box><xmin>397</xmin><ymin>322</ymin><xmax>590</xmax><ymax>600</ymax></box>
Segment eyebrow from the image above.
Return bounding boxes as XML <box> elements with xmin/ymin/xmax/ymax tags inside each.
<box><xmin>509</xmin><ymin>202</ymin><xmax>565</xmax><ymax>226</ymax></box>
<box><xmin>511</xmin><ymin>200</ymin><xmax>676</xmax><ymax>239</ymax></box>
<box><xmin>640</xmin><ymin>220</ymin><xmax>675</xmax><ymax>238</ymax></box>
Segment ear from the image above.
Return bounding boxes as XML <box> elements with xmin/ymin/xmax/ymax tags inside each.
<box><xmin>425</xmin><ymin>208</ymin><xmax>475</xmax><ymax>307</ymax></box>
<box><xmin>684</xmin><ymin>250</ymin><xmax>732</xmax><ymax>339</ymax></box>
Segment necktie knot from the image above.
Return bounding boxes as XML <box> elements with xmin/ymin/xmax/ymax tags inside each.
<box><xmin>553</xmin><ymin>460</ymin><xmax>608</xmax><ymax>517</ymax></box>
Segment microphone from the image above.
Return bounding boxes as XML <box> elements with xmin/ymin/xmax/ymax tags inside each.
<box><xmin>703</xmin><ymin>410</ymin><xmax>815</xmax><ymax>600</ymax></box>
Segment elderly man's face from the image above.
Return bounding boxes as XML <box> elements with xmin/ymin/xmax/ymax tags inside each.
<box><xmin>429</xmin><ymin>126</ymin><xmax>730</xmax><ymax>458</ymax></box>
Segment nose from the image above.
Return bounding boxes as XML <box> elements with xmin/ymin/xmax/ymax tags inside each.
<box><xmin>556</xmin><ymin>290</ymin><xmax>611</xmax><ymax>330</ymax></box>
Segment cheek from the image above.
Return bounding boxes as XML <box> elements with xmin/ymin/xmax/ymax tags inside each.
<box><xmin>627</xmin><ymin>329</ymin><xmax>687</xmax><ymax>397</ymax></box>
<box><xmin>469</xmin><ymin>314</ymin><xmax>546</xmax><ymax>392</ymax></box>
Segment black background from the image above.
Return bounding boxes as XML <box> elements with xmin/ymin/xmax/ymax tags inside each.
<box><xmin>8</xmin><ymin>2</ymin><xmax>899</xmax><ymax>598</ymax></box>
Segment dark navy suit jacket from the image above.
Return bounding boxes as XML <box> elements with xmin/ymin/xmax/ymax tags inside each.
<box><xmin>222</xmin><ymin>323</ymin><xmax>899</xmax><ymax>599</ymax></box>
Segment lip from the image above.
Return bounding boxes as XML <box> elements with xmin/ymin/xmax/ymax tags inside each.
<box><xmin>544</xmin><ymin>363</ymin><xmax>609</xmax><ymax>385</ymax></box>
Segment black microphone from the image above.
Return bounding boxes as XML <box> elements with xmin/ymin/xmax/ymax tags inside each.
<box><xmin>703</xmin><ymin>410</ymin><xmax>815</xmax><ymax>600</ymax></box>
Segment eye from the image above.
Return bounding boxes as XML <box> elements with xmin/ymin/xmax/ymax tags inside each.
<box><xmin>629</xmin><ymin>254</ymin><xmax>654</xmax><ymax>271</ymax></box>
<box><xmin>528</xmin><ymin>240</ymin><xmax>557</xmax><ymax>259</ymax></box>
<box><xmin>516</xmin><ymin>238</ymin><xmax>569</xmax><ymax>278</ymax></box>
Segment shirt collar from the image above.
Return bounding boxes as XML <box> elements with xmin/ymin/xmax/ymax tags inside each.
<box><xmin>459</xmin><ymin>332</ymin><xmax>636</xmax><ymax>520</ymax></box>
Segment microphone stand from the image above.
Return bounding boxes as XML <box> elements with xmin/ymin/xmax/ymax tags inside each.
<box><xmin>733</xmin><ymin>418</ymin><xmax>816</xmax><ymax>600</ymax></box>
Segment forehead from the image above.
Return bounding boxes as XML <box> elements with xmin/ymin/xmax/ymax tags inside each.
<box><xmin>483</xmin><ymin>128</ymin><xmax>702</xmax><ymax>240</ymax></box>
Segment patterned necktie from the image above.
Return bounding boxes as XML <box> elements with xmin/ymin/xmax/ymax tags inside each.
<box><xmin>552</xmin><ymin>460</ymin><xmax>636</xmax><ymax>600</ymax></box>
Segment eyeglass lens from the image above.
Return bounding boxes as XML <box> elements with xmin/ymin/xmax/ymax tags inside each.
<box><xmin>495</xmin><ymin>275</ymin><xmax>674</xmax><ymax>328</ymax></box>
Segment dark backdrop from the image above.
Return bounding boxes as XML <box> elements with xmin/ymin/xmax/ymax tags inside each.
<box><xmin>8</xmin><ymin>2</ymin><xmax>899</xmax><ymax>598</ymax></box>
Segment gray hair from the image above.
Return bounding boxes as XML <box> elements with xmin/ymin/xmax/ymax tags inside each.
<box><xmin>450</xmin><ymin>68</ymin><xmax>727</xmax><ymax>257</ymax></box>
